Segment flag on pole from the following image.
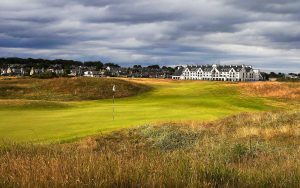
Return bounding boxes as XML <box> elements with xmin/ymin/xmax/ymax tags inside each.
<box><xmin>112</xmin><ymin>84</ymin><xmax>116</xmax><ymax>121</ymax></box>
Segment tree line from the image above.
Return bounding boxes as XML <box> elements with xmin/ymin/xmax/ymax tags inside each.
<box><xmin>0</xmin><ymin>57</ymin><xmax>174</xmax><ymax>71</ymax></box>
<box><xmin>0</xmin><ymin>57</ymin><xmax>122</xmax><ymax>69</ymax></box>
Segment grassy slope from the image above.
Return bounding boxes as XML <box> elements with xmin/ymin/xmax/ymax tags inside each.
<box><xmin>0</xmin><ymin>79</ymin><xmax>287</xmax><ymax>142</ymax></box>
<box><xmin>0</xmin><ymin>77</ymin><xmax>150</xmax><ymax>100</ymax></box>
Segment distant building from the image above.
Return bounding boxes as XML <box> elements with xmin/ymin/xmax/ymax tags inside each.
<box><xmin>83</xmin><ymin>70</ymin><xmax>102</xmax><ymax>77</ymax></box>
<box><xmin>285</xmin><ymin>74</ymin><xmax>299</xmax><ymax>79</ymax></box>
<box><xmin>0</xmin><ymin>68</ymin><xmax>6</xmax><ymax>75</ymax></box>
<box><xmin>69</xmin><ymin>67</ymin><xmax>83</xmax><ymax>77</ymax></box>
<box><xmin>172</xmin><ymin>64</ymin><xmax>263</xmax><ymax>81</ymax></box>
<box><xmin>0</xmin><ymin>66</ymin><xmax>27</xmax><ymax>76</ymax></box>
<box><xmin>269</xmin><ymin>78</ymin><xmax>277</xmax><ymax>81</ymax></box>
<box><xmin>30</xmin><ymin>67</ymin><xmax>44</xmax><ymax>75</ymax></box>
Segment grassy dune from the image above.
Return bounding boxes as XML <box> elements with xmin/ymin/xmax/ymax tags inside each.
<box><xmin>0</xmin><ymin>78</ymin><xmax>289</xmax><ymax>143</ymax></box>
<box><xmin>0</xmin><ymin>77</ymin><xmax>150</xmax><ymax>100</ymax></box>
<box><xmin>1</xmin><ymin>111</ymin><xmax>300</xmax><ymax>187</ymax></box>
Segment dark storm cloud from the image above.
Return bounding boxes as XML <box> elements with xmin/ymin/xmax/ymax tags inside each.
<box><xmin>0</xmin><ymin>34</ymin><xmax>71</xmax><ymax>48</ymax></box>
<box><xmin>228</xmin><ymin>0</ymin><xmax>300</xmax><ymax>14</ymax></box>
<box><xmin>0</xmin><ymin>0</ymin><xmax>299</xmax><ymax>72</ymax></box>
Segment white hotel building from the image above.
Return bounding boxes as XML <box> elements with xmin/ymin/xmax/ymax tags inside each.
<box><xmin>172</xmin><ymin>64</ymin><xmax>262</xmax><ymax>81</ymax></box>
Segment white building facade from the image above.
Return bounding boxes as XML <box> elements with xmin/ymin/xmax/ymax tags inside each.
<box><xmin>172</xmin><ymin>64</ymin><xmax>262</xmax><ymax>81</ymax></box>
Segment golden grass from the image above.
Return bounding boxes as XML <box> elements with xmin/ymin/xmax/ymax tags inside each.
<box><xmin>237</xmin><ymin>81</ymin><xmax>300</xmax><ymax>100</ymax></box>
<box><xmin>1</xmin><ymin>111</ymin><xmax>300</xmax><ymax>187</ymax></box>
<box><xmin>236</xmin><ymin>125</ymin><xmax>296</xmax><ymax>139</ymax></box>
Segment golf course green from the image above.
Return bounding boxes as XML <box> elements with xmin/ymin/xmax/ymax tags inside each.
<box><xmin>0</xmin><ymin>78</ymin><xmax>283</xmax><ymax>143</ymax></box>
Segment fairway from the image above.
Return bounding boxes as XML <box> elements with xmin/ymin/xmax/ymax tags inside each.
<box><xmin>0</xmin><ymin>79</ymin><xmax>283</xmax><ymax>142</ymax></box>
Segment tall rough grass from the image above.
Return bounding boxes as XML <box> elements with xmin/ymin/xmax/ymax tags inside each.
<box><xmin>238</xmin><ymin>82</ymin><xmax>300</xmax><ymax>100</ymax></box>
<box><xmin>1</xmin><ymin>111</ymin><xmax>300</xmax><ymax>187</ymax></box>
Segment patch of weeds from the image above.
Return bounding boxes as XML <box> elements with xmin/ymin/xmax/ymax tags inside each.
<box><xmin>229</xmin><ymin>143</ymin><xmax>249</xmax><ymax>162</ymax></box>
<box><xmin>136</xmin><ymin>125</ymin><xmax>202</xmax><ymax>151</ymax></box>
<box><xmin>225</xmin><ymin>141</ymin><xmax>265</xmax><ymax>163</ymax></box>
<box><xmin>200</xmin><ymin>166</ymin><xmax>240</xmax><ymax>186</ymax></box>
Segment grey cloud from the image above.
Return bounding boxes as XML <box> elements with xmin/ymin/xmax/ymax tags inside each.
<box><xmin>0</xmin><ymin>0</ymin><xmax>299</xmax><ymax>72</ymax></box>
<box><xmin>228</xmin><ymin>0</ymin><xmax>300</xmax><ymax>14</ymax></box>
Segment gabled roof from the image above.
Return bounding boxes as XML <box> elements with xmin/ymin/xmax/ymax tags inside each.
<box><xmin>172</xmin><ymin>67</ymin><xmax>184</xmax><ymax>76</ymax></box>
<box><xmin>172</xmin><ymin>64</ymin><xmax>254</xmax><ymax>76</ymax></box>
<box><xmin>245</xmin><ymin>67</ymin><xmax>253</xmax><ymax>72</ymax></box>
<box><xmin>216</xmin><ymin>65</ymin><xmax>252</xmax><ymax>72</ymax></box>
<box><xmin>231</xmin><ymin>65</ymin><xmax>244</xmax><ymax>72</ymax></box>
<box><xmin>201</xmin><ymin>65</ymin><xmax>213</xmax><ymax>72</ymax></box>
<box><xmin>187</xmin><ymin>66</ymin><xmax>200</xmax><ymax>71</ymax></box>
<box><xmin>185</xmin><ymin>65</ymin><xmax>213</xmax><ymax>72</ymax></box>
<box><xmin>216</xmin><ymin>65</ymin><xmax>232</xmax><ymax>72</ymax></box>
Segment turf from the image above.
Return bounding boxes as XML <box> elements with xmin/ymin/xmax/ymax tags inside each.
<box><xmin>0</xmin><ymin>79</ymin><xmax>285</xmax><ymax>143</ymax></box>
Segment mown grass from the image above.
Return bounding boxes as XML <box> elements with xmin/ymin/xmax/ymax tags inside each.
<box><xmin>1</xmin><ymin>111</ymin><xmax>300</xmax><ymax>187</ymax></box>
<box><xmin>0</xmin><ymin>79</ymin><xmax>286</xmax><ymax>143</ymax></box>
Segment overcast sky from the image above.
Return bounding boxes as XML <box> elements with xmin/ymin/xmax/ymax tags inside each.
<box><xmin>1</xmin><ymin>0</ymin><xmax>300</xmax><ymax>72</ymax></box>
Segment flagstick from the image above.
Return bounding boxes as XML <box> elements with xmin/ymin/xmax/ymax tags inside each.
<box><xmin>112</xmin><ymin>85</ymin><xmax>116</xmax><ymax>121</ymax></box>
<box><xmin>113</xmin><ymin>92</ymin><xmax>115</xmax><ymax>121</ymax></box>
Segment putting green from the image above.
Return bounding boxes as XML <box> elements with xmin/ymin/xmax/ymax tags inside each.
<box><xmin>0</xmin><ymin>79</ymin><xmax>280</xmax><ymax>143</ymax></box>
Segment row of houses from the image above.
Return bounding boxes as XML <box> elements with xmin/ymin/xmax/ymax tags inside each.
<box><xmin>172</xmin><ymin>64</ymin><xmax>263</xmax><ymax>81</ymax></box>
<box><xmin>0</xmin><ymin>66</ymin><xmax>117</xmax><ymax>77</ymax></box>
<box><xmin>68</xmin><ymin>66</ymin><xmax>172</xmax><ymax>78</ymax></box>
<box><xmin>1</xmin><ymin>66</ymin><xmax>65</xmax><ymax>76</ymax></box>
<box><xmin>0</xmin><ymin>65</ymin><xmax>174</xmax><ymax>78</ymax></box>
